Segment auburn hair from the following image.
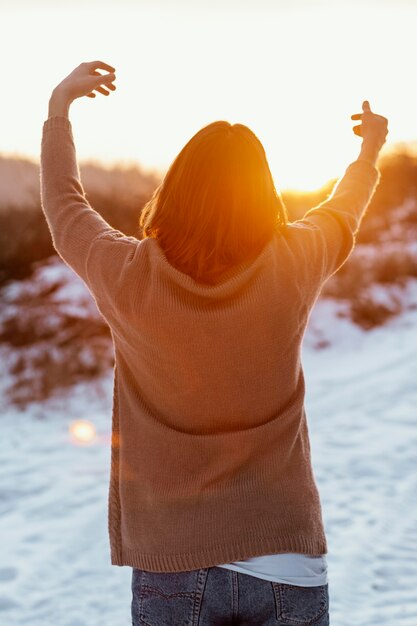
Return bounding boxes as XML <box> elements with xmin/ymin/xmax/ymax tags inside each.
<box><xmin>139</xmin><ymin>120</ymin><xmax>288</xmax><ymax>285</ymax></box>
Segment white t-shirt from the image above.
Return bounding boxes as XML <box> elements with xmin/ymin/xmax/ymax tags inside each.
<box><xmin>216</xmin><ymin>553</ymin><xmax>328</xmax><ymax>587</ymax></box>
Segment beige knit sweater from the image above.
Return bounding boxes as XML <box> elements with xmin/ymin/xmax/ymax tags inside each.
<box><xmin>40</xmin><ymin>116</ymin><xmax>381</xmax><ymax>572</ymax></box>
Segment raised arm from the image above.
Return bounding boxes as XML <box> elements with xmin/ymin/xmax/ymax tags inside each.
<box><xmin>40</xmin><ymin>61</ymin><xmax>138</xmax><ymax>307</ymax></box>
<box><xmin>290</xmin><ymin>101</ymin><xmax>388</xmax><ymax>284</ymax></box>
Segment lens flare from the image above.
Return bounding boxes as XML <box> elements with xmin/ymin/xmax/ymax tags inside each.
<box><xmin>69</xmin><ymin>419</ymin><xmax>97</xmax><ymax>445</ymax></box>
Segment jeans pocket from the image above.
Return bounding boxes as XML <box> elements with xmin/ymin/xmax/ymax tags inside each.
<box><xmin>272</xmin><ymin>582</ymin><xmax>329</xmax><ymax>626</ymax></box>
<box><xmin>132</xmin><ymin>567</ymin><xmax>208</xmax><ymax>626</ymax></box>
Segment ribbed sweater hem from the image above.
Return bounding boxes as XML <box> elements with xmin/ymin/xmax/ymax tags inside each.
<box><xmin>110</xmin><ymin>534</ymin><xmax>328</xmax><ymax>572</ymax></box>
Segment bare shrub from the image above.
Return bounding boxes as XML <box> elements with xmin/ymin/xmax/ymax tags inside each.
<box><xmin>0</xmin><ymin>155</ymin><xmax>160</xmax><ymax>283</ymax></box>
<box><xmin>0</xmin><ymin>256</ymin><xmax>114</xmax><ymax>408</ymax></box>
<box><xmin>349</xmin><ymin>291</ymin><xmax>403</xmax><ymax>330</ymax></box>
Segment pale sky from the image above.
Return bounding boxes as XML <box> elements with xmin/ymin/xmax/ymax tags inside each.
<box><xmin>1</xmin><ymin>0</ymin><xmax>416</xmax><ymax>189</ymax></box>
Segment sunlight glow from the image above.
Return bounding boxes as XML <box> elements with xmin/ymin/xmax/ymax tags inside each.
<box><xmin>1</xmin><ymin>1</ymin><xmax>416</xmax><ymax>191</ymax></box>
<box><xmin>69</xmin><ymin>419</ymin><xmax>97</xmax><ymax>446</ymax></box>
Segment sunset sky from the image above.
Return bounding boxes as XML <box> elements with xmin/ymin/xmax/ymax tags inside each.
<box><xmin>1</xmin><ymin>0</ymin><xmax>416</xmax><ymax>190</ymax></box>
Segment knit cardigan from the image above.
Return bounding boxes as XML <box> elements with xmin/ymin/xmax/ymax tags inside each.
<box><xmin>40</xmin><ymin>116</ymin><xmax>381</xmax><ymax>572</ymax></box>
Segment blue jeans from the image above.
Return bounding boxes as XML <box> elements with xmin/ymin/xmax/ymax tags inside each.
<box><xmin>131</xmin><ymin>565</ymin><xmax>329</xmax><ymax>625</ymax></box>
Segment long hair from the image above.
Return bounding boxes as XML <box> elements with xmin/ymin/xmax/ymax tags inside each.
<box><xmin>139</xmin><ymin>120</ymin><xmax>288</xmax><ymax>285</ymax></box>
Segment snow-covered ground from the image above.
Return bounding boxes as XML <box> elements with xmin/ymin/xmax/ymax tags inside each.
<box><xmin>1</xmin><ymin>276</ymin><xmax>417</xmax><ymax>626</ymax></box>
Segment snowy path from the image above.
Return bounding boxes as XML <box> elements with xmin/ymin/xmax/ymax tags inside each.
<box><xmin>1</xmin><ymin>283</ymin><xmax>417</xmax><ymax>626</ymax></box>
<box><xmin>303</xmin><ymin>291</ymin><xmax>417</xmax><ymax>626</ymax></box>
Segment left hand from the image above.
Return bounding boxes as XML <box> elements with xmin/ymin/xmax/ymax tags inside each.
<box><xmin>48</xmin><ymin>60</ymin><xmax>116</xmax><ymax>117</ymax></box>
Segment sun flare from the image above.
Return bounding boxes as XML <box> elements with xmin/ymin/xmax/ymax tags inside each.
<box><xmin>1</xmin><ymin>2</ymin><xmax>416</xmax><ymax>192</ymax></box>
<box><xmin>69</xmin><ymin>419</ymin><xmax>97</xmax><ymax>445</ymax></box>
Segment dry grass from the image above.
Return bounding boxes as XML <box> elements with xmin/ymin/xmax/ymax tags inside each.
<box><xmin>0</xmin><ymin>155</ymin><xmax>160</xmax><ymax>282</ymax></box>
<box><xmin>1</xmin><ymin>148</ymin><xmax>417</xmax><ymax>405</ymax></box>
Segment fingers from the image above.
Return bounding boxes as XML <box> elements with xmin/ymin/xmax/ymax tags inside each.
<box><xmin>92</xmin><ymin>69</ymin><xmax>115</xmax><ymax>79</ymax></box>
<box><xmin>352</xmin><ymin>125</ymin><xmax>363</xmax><ymax>137</ymax></box>
<box><xmin>351</xmin><ymin>100</ymin><xmax>372</xmax><ymax>121</ymax></box>
<box><xmin>96</xmin><ymin>71</ymin><xmax>116</xmax><ymax>83</ymax></box>
<box><xmin>96</xmin><ymin>86</ymin><xmax>110</xmax><ymax>96</ymax></box>
<box><xmin>87</xmin><ymin>60</ymin><xmax>116</xmax><ymax>73</ymax></box>
<box><xmin>88</xmin><ymin>85</ymin><xmax>115</xmax><ymax>97</ymax></box>
<box><xmin>91</xmin><ymin>69</ymin><xmax>116</xmax><ymax>96</ymax></box>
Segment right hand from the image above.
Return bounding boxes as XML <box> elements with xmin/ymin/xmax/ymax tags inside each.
<box><xmin>48</xmin><ymin>60</ymin><xmax>117</xmax><ymax>120</ymax></box>
<box><xmin>351</xmin><ymin>101</ymin><xmax>388</xmax><ymax>150</ymax></box>
<box><xmin>51</xmin><ymin>61</ymin><xmax>116</xmax><ymax>104</ymax></box>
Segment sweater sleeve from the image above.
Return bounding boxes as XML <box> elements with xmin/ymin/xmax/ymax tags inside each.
<box><xmin>288</xmin><ymin>159</ymin><xmax>381</xmax><ymax>284</ymax></box>
<box><xmin>40</xmin><ymin>116</ymin><xmax>138</xmax><ymax>308</ymax></box>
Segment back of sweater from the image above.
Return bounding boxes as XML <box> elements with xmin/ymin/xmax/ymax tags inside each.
<box><xmin>40</xmin><ymin>116</ymin><xmax>381</xmax><ymax>572</ymax></box>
